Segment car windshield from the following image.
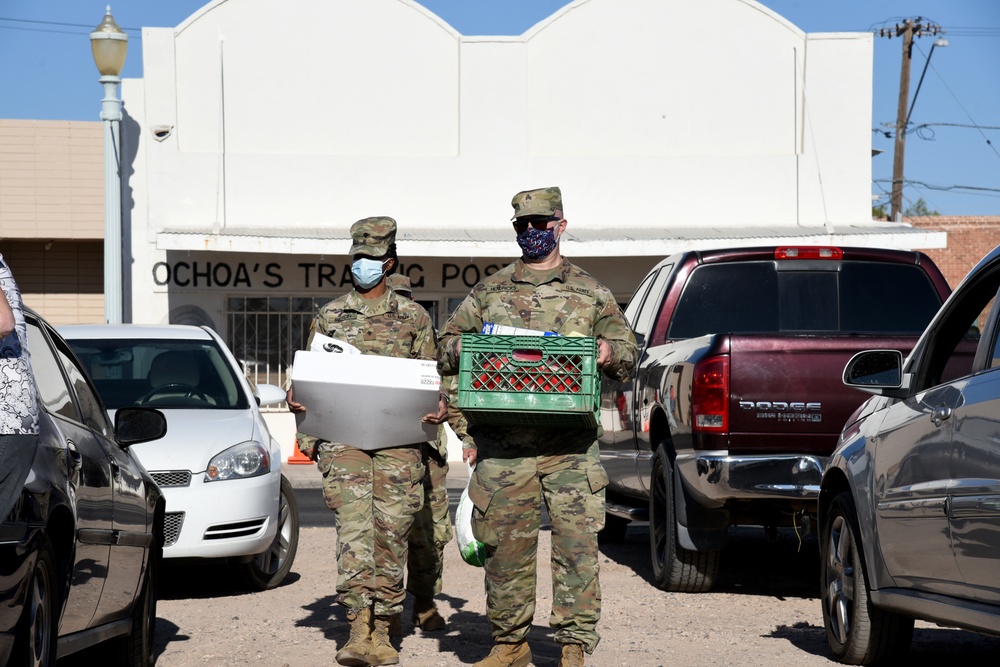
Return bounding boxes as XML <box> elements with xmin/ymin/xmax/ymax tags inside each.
<box><xmin>67</xmin><ymin>338</ymin><xmax>250</xmax><ymax>410</ymax></box>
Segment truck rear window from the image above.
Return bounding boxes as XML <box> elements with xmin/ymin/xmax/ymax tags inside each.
<box><xmin>666</xmin><ymin>261</ymin><xmax>942</xmax><ymax>339</ymax></box>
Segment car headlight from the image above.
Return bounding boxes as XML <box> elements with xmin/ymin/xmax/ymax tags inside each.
<box><xmin>205</xmin><ymin>441</ymin><xmax>270</xmax><ymax>482</ymax></box>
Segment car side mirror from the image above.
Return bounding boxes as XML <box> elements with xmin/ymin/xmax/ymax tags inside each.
<box><xmin>843</xmin><ymin>350</ymin><xmax>909</xmax><ymax>397</ymax></box>
<box><xmin>254</xmin><ymin>383</ymin><xmax>287</xmax><ymax>408</ymax></box>
<box><xmin>115</xmin><ymin>407</ymin><xmax>168</xmax><ymax>446</ymax></box>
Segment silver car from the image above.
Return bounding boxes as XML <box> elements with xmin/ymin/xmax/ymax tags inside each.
<box><xmin>818</xmin><ymin>244</ymin><xmax>1000</xmax><ymax>664</ymax></box>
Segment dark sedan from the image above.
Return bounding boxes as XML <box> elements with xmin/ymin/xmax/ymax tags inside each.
<box><xmin>0</xmin><ymin>309</ymin><xmax>167</xmax><ymax>667</ymax></box>
<box><xmin>819</xmin><ymin>244</ymin><xmax>1000</xmax><ymax>664</ymax></box>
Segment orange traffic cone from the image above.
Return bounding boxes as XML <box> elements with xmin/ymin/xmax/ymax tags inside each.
<box><xmin>287</xmin><ymin>438</ymin><xmax>314</xmax><ymax>465</ymax></box>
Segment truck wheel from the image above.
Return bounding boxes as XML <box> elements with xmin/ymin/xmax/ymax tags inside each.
<box><xmin>649</xmin><ymin>448</ymin><xmax>719</xmax><ymax>592</ymax></box>
<box><xmin>820</xmin><ymin>491</ymin><xmax>913</xmax><ymax>664</ymax></box>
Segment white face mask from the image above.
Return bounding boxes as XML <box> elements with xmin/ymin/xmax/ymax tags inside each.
<box><xmin>351</xmin><ymin>257</ymin><xmax>388</xmax><ymax>289</ymax></box>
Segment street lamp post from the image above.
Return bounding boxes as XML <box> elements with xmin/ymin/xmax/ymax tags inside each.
<box><xmin>90</xmin><ymin>6</ymin><xmax>128</xmax><ymax>324</ymax></box>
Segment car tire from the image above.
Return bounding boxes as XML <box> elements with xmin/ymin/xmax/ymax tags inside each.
<box><xmin>12</xmin><ymin>536</ymin><xmax>58</xmax><ymax>667</ymax></box>
<box><xmin>114</xmin><ymin>537</ymin><xmax>160</xmax><ymax>667</ymax></box>
<box><xmin>242</xmin><ymin>475</ymin><xmax>300</xmax><ymax>591</ymax></box>
<box><xmin>820</xmin><ymin>491</ymin><xmax>914</xmax><ymax>665</ymax></box>
<box><xmin>598</xmin><ymin>512</ymin><xmax>629</xmax><ymax>544</ymax></box>
<box><xmin>649</xmin><ymin>447</ymin><xmax>719</xmax><ymax>592</ymax></box>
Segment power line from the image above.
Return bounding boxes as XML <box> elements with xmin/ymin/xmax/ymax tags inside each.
<box><xmin>0</xmin><ymin>16</ymin><xmax>141</xmax><ymax>31</ymax></box>
<box><xmin>0</xmin><ymin>24</ymin><xmax>87</xmax><ymax>36</ymax></box>
<box><xmin>873</xmin><ymin>178</ymin><xmax>1000</xmax><ymax>197</ymax></box>
<box><xmin>0</xmin><ymin>16</ymin><xmax>142</xmax><ymax>37</ymax></box>
<box><xmin>921</xmin><ymin>53</ymin><xmax>1000</xmax><ymax>162</ymax></box>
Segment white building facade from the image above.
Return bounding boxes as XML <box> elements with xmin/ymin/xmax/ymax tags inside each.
<box><xmin>120</xmin><ymin>0</ymin><xmax>945</xmax><ymax>456</ymax></box>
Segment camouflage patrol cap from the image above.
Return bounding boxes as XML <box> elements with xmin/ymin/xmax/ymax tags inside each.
<box><xmin>386</xmin><ymin>273</ymin><xmax>412</xmax><ymax>297</ymax></box>
<box><xmin>510</xmin><ymin>186</ymin><xmax>562</xmax><ymax>220</ymax></box>
<box><xmin>349</xmin><ymin>216</ymin><xmax>397</xmax><ymax>257</ymax></box>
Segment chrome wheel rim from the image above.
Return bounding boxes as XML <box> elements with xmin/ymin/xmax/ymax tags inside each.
<box><xmin>254</xmin><ymin>487</ymin><xmax>292</xmax><ymax>575</ymax></box>
<box><xmin>825</xmin><ymin>514</ymin><xmax>855</xmax><ymax>645</ymax></box>
<box><xmin>28</xmin><ymin>560</ymin><xmax>52</xmax><ymax>667</ymax></box>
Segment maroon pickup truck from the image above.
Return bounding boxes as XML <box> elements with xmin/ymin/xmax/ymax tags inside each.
<box><xmin>598</xmin><ymin>245</ymin><xmax>953</xmax><ymax>592</ymax></box>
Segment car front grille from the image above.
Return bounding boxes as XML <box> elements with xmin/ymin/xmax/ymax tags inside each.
<box><xmin>204</xmin><ymin>518</ymin><xmax>267</xmax><ymax>541</ymax></box>
<box><xmin>164</xmin><ymin>512</ymin><xmax>185</xmax><ymax>546</ymax></box>
<box><xmin>151</xmin><ymin>470</ymin><xmax>192</xmax><ymax>487</ymax></box>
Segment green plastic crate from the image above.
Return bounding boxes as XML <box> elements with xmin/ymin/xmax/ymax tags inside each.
<box><xmin>457</xmin><ymin>334</ymin><xmax>600</xmax><ymax>428</ymax></box>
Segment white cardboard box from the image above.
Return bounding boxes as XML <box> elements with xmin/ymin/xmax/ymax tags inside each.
<box><xmin>291</xmin><ymin>350</ymin><xmax>440</xmax><ymax>449</ymax></box>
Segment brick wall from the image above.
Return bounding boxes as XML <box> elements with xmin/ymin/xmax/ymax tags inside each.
<box><xmin>0</xmin><ymin>240</ymin><xmax>105</xmax><ymax>324</ymax></box>
<box><xmin>0</xmin><ymin>119</ymin><xmax>104</xmax><ymax>240</ymax></box>
<box><xmin>905</xmin><ymin>216</ymin><xmax>1000</xmax><ymax>290</ymax></box>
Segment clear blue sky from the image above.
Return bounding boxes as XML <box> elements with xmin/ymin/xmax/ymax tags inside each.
<box><xmin>1</xmin><ymin>0</ymin><xmax>998</xmax><ymax>216</ymax></box>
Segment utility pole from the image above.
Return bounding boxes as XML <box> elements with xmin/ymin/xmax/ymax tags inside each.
<box><xmin>881</xmin><ymin>18</ymin><xmax>941</xmax><ymax>222</ymax></box>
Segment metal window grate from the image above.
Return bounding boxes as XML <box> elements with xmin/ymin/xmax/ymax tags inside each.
<box><xmin>226</xmin><ymin>296</ymin><xmax>329</xmax><ymax>411</ymax></box>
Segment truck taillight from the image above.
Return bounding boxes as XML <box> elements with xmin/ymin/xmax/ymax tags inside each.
<box><xmin>692</xmin><ymin>356</ymin><xmax>729</xmax><ymax>432</ymax></box>
<box><xmin>774</xmin><ymin>246</ymin><xmax>843</xmax><ymax>260</ymax></box>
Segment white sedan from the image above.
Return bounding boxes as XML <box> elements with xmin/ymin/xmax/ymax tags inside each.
<box><xmin>60</xmin><ymin>324</ymin><xmax>299</xmax><ymax>591</ymax></box>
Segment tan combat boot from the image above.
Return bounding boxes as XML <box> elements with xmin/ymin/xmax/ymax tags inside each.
<box><xmin>367</xmin><ymin>616</ymin><xmax>399</xmax><ymax>666</ymax></box>
<box><xmin>559</xmin><ymin>643</ymin><xmax>585</xmax><ymax>667</ymax></box>
<box><xmin>335</xmin><ymin>608</ymin><xmax>371</xmax><ymax>666</ymax></box>
<box><xmin>413</xmin><ymin>597</ymin><xmax>446</xmax><ymax>631</ymax></box>
<box><xmin>472</xmin><ymin>642</ymin><xmax>532</xmax><ymax>667</ymax></box>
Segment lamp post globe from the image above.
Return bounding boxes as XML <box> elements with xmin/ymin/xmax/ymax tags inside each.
<box><xmin>90</xmin><ymin>6</ymin><xmax>128</xmax><ymax>324</ymax></box>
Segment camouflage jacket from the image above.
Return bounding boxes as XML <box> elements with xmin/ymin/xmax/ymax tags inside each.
<box><xmin>309</xmin><ymin>287</ymin><xmax>436</xmax><ymax>361</ymax></box>
<box><xmin>437</xmin><ymin>258</ymin><xmax>638</xmax><ymax>451</ymax></box>
<box><xmin>305</xmin><ymin>287</ymin><xmax>437</xmax><ymax>448</ymax></box>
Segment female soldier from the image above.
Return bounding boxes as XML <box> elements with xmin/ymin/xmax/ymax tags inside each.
<box><xmin>287</xmin><ymin>217</ymin><xmax>447</xmax><ymax>666</ymax></box>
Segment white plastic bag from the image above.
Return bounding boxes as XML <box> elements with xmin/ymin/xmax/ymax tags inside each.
<box><xmin>456</xmin><ymin>464</ymin><xmax>487</xmax><ymax>567</ymax></box>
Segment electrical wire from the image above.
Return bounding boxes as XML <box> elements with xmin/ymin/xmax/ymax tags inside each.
<box><xmin>0</xmin><ymin>16</ymin><xmax>142</xmax><ymax>37</ymax></box>
<box><xmin>920</xmin><ymin>51</ymin><xmax>1000</xmax><ymax>162</ymax></box>
<box><xmin>873</xmin><ymin>178</ymin><xmax>1000</xmax><ymax>197</ymax></box>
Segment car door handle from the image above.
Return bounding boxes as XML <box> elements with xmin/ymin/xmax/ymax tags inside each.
<box><xmin>931</xmin><ymin>405</ymin><xmax>953</xmax><ymax>427</ymax></box>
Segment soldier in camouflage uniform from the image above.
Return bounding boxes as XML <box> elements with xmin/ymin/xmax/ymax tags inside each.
<box><xmin>287</xmin><ymin>217</ymin><xmax>448</xmax><ymax>667</ymax></box>
<box><xmin>437</xmin><ymin>187</ymin><xmax>638</xmax><ymax>667</ymax></box>
<box><xmin>383</xmin><ymin>273</ymin><xmax>454</xmax><ymax>635</ymax></box>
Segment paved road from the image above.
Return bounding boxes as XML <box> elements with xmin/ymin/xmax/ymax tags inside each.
<box><xmin>56</xmin><ymin>467</ymin><xmax>1000</xmax><ymax>666</ymax></box>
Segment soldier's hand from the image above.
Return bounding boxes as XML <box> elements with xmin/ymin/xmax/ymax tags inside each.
<box><xmin>597</xmin><ymin>338</ymin><xmax>611</xmax><ymax>368</ymax></box>
<box><xmin>422</xmin><ymin>395</ymin><xmax>448</xmax><ymax>424</ymax></box>
<box><xmin>303</xmin><ymin>445</ymin><xmax>318</xmax><ymax>462</ymax></box>
<box><xmin>463</xmin><ymin>447</ymin><xmax>477</xmax><ymax>466</ymax></box>
<box><xmin>286</xmin><ymin>387</ymin><xmax>306</xmax><ymax>414</ymax></box>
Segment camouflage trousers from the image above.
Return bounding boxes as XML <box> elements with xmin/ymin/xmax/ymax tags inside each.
<box><xmin>466</xmin><ymin>440</ymin><xmax>608</xmax><ymax>653</ymax></box>
<box><xmin>318</xmin><ymin>442</ymin><xmax>425</xmax><ymax>617</ymax></box>
<box><xmin>407</xmin><ymin>442</ymin><xmax>454</xmax><ymax>600</ymax></box>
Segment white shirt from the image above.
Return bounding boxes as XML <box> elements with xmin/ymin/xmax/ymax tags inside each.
<box><xmin>0</xmin><ymin>253</ymin><xmax>40</xmax><ymax>435</ymax></box>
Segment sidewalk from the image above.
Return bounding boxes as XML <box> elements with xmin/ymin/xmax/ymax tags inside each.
<box><xmin>282</xmin><ymin>458</ymin><xmax>470</xmax><ymax>490</ymax></box>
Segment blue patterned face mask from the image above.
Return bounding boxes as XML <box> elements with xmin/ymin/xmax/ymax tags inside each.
<box><xmin>351</xmin><ymin>258</ymin><xmax>387</xmax><ymax>289</ymax></box>
<box><xmin>516</xmin><ymin>227</ymin><xmax>558</xmax><ymax>260</ymax></box>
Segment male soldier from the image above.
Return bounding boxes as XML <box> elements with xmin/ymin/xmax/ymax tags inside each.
<box><xmin>384</xmin><ymin>273</ymin><xmax>454</xmax><ymax>634</ymax></box>
<box><xmin>287</xmin><ymin>217</ymin><xmax>447</xmax><ymax>667</ymax></box>
<box><xmin>436</xmin><ymin>187</ymin><xmax>638</xmax><ymax>667</ymax></box>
